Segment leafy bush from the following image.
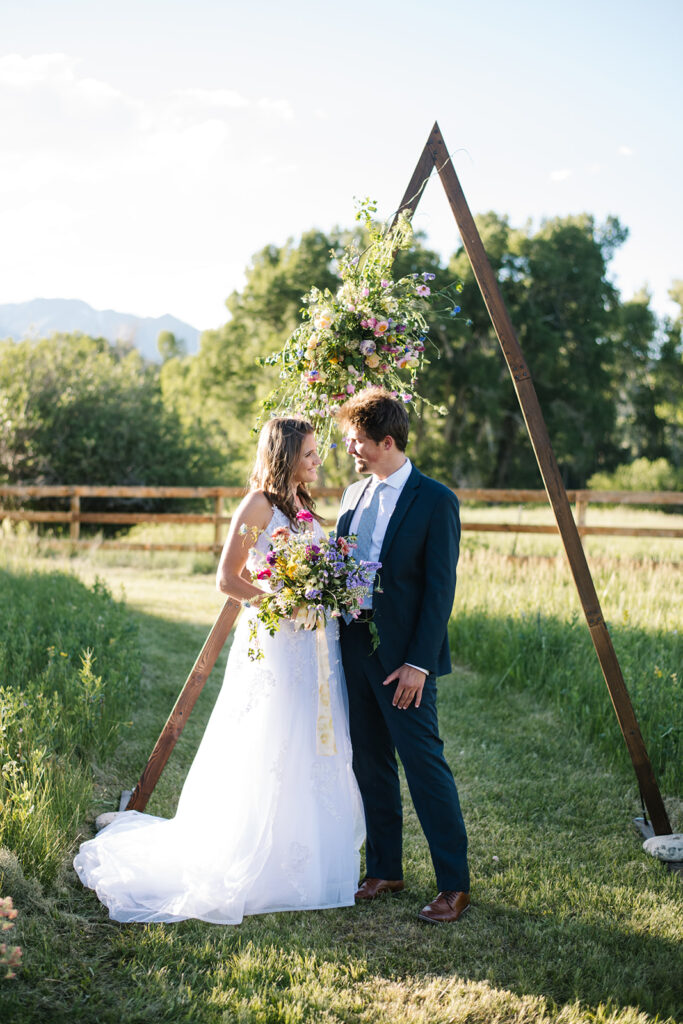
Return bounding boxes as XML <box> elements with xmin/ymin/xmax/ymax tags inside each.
<box><xmin>588</xmin><ymin>457</ymin><xmax>683</xmax><ymax>494</ymax></box>
<box><xmin>0</xmin><ymin>568</ymin><xmax>141</xmax><ymax>885</ymax></box>
<box><xmin>0</xmin><ymin>333</ymin><xmax>229</xmax><ymax>501</ymax></box>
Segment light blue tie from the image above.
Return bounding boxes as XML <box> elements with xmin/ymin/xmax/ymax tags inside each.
<box><xmin>354</xmin><ymin>481</ymin><xmax>386</xmax><ymax>564</ymax></box>
<box><xmin>343</xmin><ymin>482</ymin><xmax>386</xmax><ymax>622</ymax></box>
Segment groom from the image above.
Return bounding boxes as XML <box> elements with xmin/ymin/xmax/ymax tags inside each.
<box><xmin>336</xmin><ymin>388</ymin><xmax>470</xmax><ymax>923</ymax></box>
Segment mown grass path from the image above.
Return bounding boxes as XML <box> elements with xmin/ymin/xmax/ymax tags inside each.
<box><xmin>2</xmin><ymin>562</ymin><xmax>682</xmax><ymax>1024</ymax></box>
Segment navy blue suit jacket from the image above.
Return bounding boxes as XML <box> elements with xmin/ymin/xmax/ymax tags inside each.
<box><xmin>337</xmin><ymin>465</ymin><xmax>460</xmax><ymax>677</ymax></box>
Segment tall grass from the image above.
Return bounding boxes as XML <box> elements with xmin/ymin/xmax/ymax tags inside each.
<box><xmin>0</xmin><ymin>566</ymin><xmax>141</xmax><ymax>885</ymax></box>
<box><xmin>449</xmin><ymin>546</ymin><xmax>682</xmax><ymax>794</ymax></box>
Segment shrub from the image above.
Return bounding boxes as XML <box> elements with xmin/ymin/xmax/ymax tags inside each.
<box><xmin>588</xmin><ymin>457</ymin><xmax>683</xmax><ymax>494</ymax></box>
<box><xmin>0</xmin><ymin>568</ymin><xmax>141</xmax><ymax>885</ymax></box>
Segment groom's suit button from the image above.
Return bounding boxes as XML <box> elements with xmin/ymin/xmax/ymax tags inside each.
<box><xmin>417</xmin><ymin>890</ymin><xmax>471</xmax><ymax>923</ymax></box>
<box><xmin>354</xmin><ymin>878</ymin><xmax>405</xmax><ymax>901</ymax></box>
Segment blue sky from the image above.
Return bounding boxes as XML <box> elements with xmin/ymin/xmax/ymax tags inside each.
<box><xmin>1</xmin><ymin>0</ymin><xmax>681</xmax><ymax>330</ymax></box>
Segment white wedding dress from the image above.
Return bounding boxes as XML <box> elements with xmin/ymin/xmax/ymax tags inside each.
<box><xmin>74</xmin><ymin>508</ymin><xmax>365</xmax><ymax>924</ymax></box>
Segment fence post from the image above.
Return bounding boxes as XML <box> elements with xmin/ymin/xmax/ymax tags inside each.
<box><xmin>70</xmin><ymin>495</ymin><xmax>80</xmax><ymax>542</ymax></box>
<box><xmin>214</xmin><ymin>495</ymin><xmax>224</xmax><ymax>551</ymax></box>
<box><xmin>576</xmin><ymin>497</ymin><xmax>587</xmax><ymax>530</ymax></box>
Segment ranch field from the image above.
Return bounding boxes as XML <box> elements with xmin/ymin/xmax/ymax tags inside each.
<box><xmin>0</xmin><ymin>507</ymin><xmax>681</xmax><ymax>1024</ymax></box>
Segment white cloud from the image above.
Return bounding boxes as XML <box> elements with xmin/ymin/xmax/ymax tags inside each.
<box><xmin>176</xmin><ymin>87</ymin><xmax>249</xmax><ymax>109</ymax></box>
<box><xmin>549</xmin><ymin>168</ymin><xmax>573</xmax><ymax>182</ymax></box>
<box><xmin>257</xmin><ymin>97</ymin><xmax>294</xmax><ymax>120</ymax></box>
<box><xmin>0</xmin><ymin>52</ymin><xmax>128</xmax><ymax>104</ymax></box>
<box><xmin>618</xmin><ymin>145</ymin><xmax>635</xmax><ymax>157</ymax></box>
<box><xmin>0</xmin><ymin>52</ymin><xmax>300</xmax><ymax>325</ymax></box>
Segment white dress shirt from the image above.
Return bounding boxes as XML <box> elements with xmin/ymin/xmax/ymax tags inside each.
<box><xmin>349</xmin><ymin>458</ymin><xmax>427</xmax><ymax>676</ymax></box>
<box><xmin>349</xmin><ymin>457</ymin><xmax>413</xmax><ymax>562</ymax></box>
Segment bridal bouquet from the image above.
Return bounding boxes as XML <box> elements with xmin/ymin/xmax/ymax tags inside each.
<box><xmin>259</xmin><ymin>199</ymin><xmax>464</xmax><ymax>450</ymax></box>
<box><xmin>245</xmin><ymin>510</ymin><xmax>381</xmax><ymax>660</ymax></box>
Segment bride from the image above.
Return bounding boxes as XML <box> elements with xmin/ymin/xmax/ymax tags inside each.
<box><xmin>74</xmin><ymin>416</ymin><xmax>365</xmax><ymax>924</ymax></box>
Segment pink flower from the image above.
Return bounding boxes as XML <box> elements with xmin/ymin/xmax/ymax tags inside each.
<box><xmin>373</xmin><ymin>320</ymin><xmax>390</xmax><ymax>336</ymax></box>
<box><xmin>296</xmin><ymin>509</ymin><xmax>314</xmax><ymax>522</ymax></box>
<box><xmin>346</xmin><ymin>383</ymin><xmax>356</xmax><ymax>394</ymax></box>
<box><xmin>401</xmin><ymin>394</ymin><xmax>413</xmax><ymax>403</ymax></box>
<box><xmin>416</xmin><ymin>284</ymin><xmax>431</xmax><ymax>297</ymax></box>
<box><xmin>381</xmin><ymin>279</ymin><xmax>390</xmax><ymax>288</ymax></box>
<box><xmin>361</xmin><ymin>287</ymin><xmax>370</xmax><ymax>297</ymax></box>
<box><xmin>256</xmin><ymin>568</ymin><xmax>272</xmax><ymax>579</ymax></box>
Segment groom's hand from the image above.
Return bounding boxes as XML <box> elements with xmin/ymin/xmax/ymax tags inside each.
<box><xmin>383</xmin><ymin>665</ymin><xmax>427</xmax><ymax>709</ymax></box>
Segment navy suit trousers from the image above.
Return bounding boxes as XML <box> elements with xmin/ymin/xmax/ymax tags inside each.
<box><xmin>340</xmin><ymin>620</ymin><xmax>469</xmax><ymax>893</ymax></box>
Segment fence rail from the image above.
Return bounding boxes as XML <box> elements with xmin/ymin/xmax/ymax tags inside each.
<box><xmin>1</xmin><ymin>485</ymin><xmax>681</xmax><ymax>551</ymax></box>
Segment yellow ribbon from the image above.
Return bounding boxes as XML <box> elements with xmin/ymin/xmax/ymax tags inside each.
<box><xmin>294</xmin><ymin>609</ymin><xmax>337</xmax><ymax>756</ymax></box>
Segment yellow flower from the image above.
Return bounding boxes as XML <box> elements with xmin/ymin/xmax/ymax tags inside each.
<box><xmin>365</xmin><ymin>353</ymin><xmax>380</xmax><ymax>369</ymax></box>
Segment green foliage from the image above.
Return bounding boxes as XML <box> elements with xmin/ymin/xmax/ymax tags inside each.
<box><xmin>449</xmin><ymin>548</ymin><xmax>682</xmax><ymax>794</ymax></box>
<box><xmin>162</xmin><ymin>229</ymin><xmax>349</xmax><ymax>483</ymax></box>
<box><xmin>0</xmin><ymin>568</ymin><xmax>141</xmax><ymax>885</ymax></box>
<box><xmin>157</xmin><ymin>330</ymin><xmax>186</xmax><ymax>362</ymax></box>
<box><xmin>1</xmin><ymin>556</ymin><xmax>681</xmax><ymax>1024</ymax></box>
<box><xmin>164</xmin><ymin>211</ymin><xmax>676</xmax><ymax>489</ymax></box>
<box><xmin>1</xmin><ymin>214</ymin><xmax>678</xmax><ymax>494</ymax></box>
<box><xmin>0</xmin><ymin>333</ymin><xmax>226</xmax><ymax>492</ymax></box>
<box><xmin>589</xmin><ymin>457</ymin><xmax>683</xmax><ymax>493</ymax></box>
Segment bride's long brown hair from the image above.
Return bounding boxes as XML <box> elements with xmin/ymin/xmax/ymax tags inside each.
<box><xmin>249</xmin><ymin>416</ymin><xmax>323</xmax><ymax>526</ymax></box>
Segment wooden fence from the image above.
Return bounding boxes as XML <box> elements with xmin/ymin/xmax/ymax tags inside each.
<box><xmin>1</xmin><ymin>485</ymin><xmax>681</xmax><ymax>552</ymax></box>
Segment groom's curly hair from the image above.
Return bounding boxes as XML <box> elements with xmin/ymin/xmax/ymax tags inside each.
<box><xmin>336</xmin><ymin>388</ymin><xmax>409</xmax><ymax>451</ymax></box>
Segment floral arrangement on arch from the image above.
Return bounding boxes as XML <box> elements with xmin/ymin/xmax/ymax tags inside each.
<box><xmin>259</xmin><ymin>199</ymin><xmax>464</xmax><ymax>450</ymax></box>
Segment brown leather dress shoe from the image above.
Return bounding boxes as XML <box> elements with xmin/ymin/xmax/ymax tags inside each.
<box><xmin>354</xmin><ymin>878</ymin><xmax>405</xmax><ymax>901</ymax></box>
<box><xmin>418</xmin><ymin>890</ymin><xmax>471</xmax><ymax>923</ymax></box>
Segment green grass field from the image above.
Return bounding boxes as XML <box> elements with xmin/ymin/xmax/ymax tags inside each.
<box><xmin>0</xmin><ymin>511</ymin><xmax>681</xmax><ymax>1023</ymax></box>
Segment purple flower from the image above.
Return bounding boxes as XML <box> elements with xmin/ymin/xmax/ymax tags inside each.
<box><xmin>423</xmin><ymin>272</ymin><xmax>436</xmax><ymax>281</ymax></box>
<box><xmin>360</xmin><ymin>560</ymin><xmax>382</xmax><ymax>571</ymax></box>
<box><xmin>305</xmin><ymin>588</ymin><xmax>322</xmax><ymax>600</ymax></box>
<box><xmin>266</xmin><ymin>551</ymin><xmax>277</xmax><ymax>565</ymax></box>
<box><xmin>416</xmin><ymin>284</ymin><xmax>431</xmax><ymax>297</ymax></box>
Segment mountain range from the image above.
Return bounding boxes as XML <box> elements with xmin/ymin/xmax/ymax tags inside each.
<box><xmin>0</xmin><ymin>298</ymin><xmax>202</xmax><ymax>362</ymax></box>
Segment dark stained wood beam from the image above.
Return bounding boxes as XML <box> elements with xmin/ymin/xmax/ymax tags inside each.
<box><xmin>402</xmin><ymin>121</ymin><xmax>671</xmax><ymax>834</ymax></box>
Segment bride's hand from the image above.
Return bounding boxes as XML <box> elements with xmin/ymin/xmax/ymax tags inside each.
<box><xmin>291</xmin><ymin>605</ymin><xmax>316</xmax><ymax>630</ymax></box>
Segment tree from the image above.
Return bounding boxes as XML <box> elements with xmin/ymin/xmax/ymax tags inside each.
<box><xmin>0</xmin><ymin>334</ymin><xmax>226</xmax><ymax>502</ymax></box>
<box><xmin>157</xmin><ymin>212</ymin><xmax>672</xmax><ymax>489</ymax></box>
<box><xmin>157</xmin><ymin>330</ymin><xmax>186</xmax><ymax>362</ymax></box>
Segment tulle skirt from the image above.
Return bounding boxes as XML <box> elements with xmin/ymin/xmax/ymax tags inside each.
<box><xmin>73</xmin><ymin>611</ymin><xmax>365</xmax><ymax>924</ymax></box>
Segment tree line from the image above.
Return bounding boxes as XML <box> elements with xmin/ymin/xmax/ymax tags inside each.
<box><xmin>1</xmin><ymin>211</ymin><xmax>681</xmax><ymax>500</ymax></box>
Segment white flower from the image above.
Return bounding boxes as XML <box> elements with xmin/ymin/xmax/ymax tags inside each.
<box><xmin>314</xmin><ymin>309</ymin><xmax>334</xmax><ymax>330</ymax></box>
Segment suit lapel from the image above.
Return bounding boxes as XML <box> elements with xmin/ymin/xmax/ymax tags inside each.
<box><xmin>379</xmin><ymin>465</ymin><xmax>421</xmax><ymax>562</ymax></box>
<box><xmin>337</xmin><ymin>478</ymin><xmax>372</xmax><ymax>538</ymax></box>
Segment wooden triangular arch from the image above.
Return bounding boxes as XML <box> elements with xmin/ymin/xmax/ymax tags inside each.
<box><xmin>125</xmin><ymin>123</ymin><xmax>671</xmax><ymax>837</ymax></box>
<box><xmin>402</xmin><ymin>122</ymin><xmax>670</xmax><ymax>834</ymax></box>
